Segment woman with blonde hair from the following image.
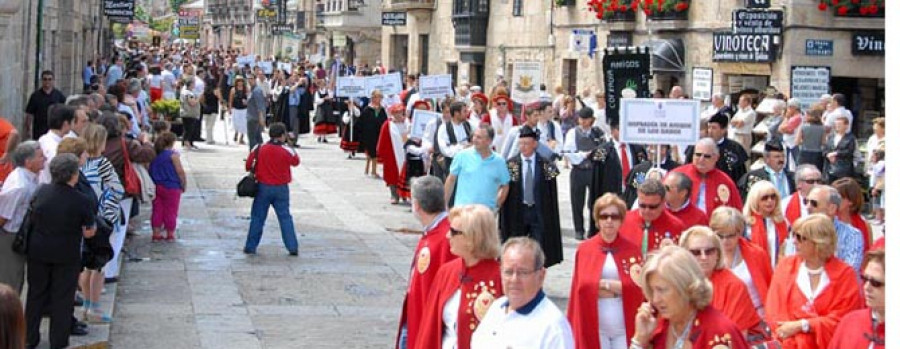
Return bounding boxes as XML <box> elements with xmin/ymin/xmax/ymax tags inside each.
<box><xmin>679</xmin><ymin>226</ymin><xmax>763</xmax><ymax>340</ymax></box>
<box><xmin>568</xmin><ymin>193</ymin><xmax>643</xmax><ymax>349</ymax></box>
<box><xmin>743</xmin><ymin>180</ymin><xmax>788</xmax><ymax>268</ymax></box>
<box><xmin>765</xmin><ymin>214</ymin><xmax>862</xmax><ymax>349</ymax></box>
<box><xmin>416</xmin><ymin>204</ymin><xmax>503</xmax><ymax>349</ymax></box>
<box><xmin>632</xmin><ymin>246</ymin><xmax>749</xmax><ymax>349</ymax></box>
<box><xmin>708</xmin><ymin>207</ymin><xmax>772</xmax><ymax>320</ymax></box>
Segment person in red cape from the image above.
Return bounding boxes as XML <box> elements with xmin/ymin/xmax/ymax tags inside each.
<box><xmin>672</xmin><ymin>138</ymin><xmax>743</xmax><ymax>215</ymax></box>
<box><xmin>828</xmin><ymin>249</ymin><xmax>885</xmax><ymax>349</ymax></box>
<box><xmin>619</xmin><ymin>179</ymin><xmax>686</xmax><ymax>256</ymax></box>
<box><xmin>377</xmin><ymin>103</ymin><xmax>411</xmax><ymax>204</ymax></box>
<box><xmin>782</xmin><ymin>164</ymin><xmax>822</xmax><ymax>226</ymax></box>
<box><xmin>832</xmin><ymin>177</ymin><xmax>873</xmax><ymax>251</ymax></box>
<box><xmin>481</xmin><ymin>94</ymin><xmax>518</xmax><ymax>150</ymax></box>
<box><xmin>567</xmin><ymin>193</ymin><xmax>643</xmax><ymax>349</ymax></box>
<box><xmin>632</xmin><ymin>246</ymin><xmax>750</xmax><ymax>349</ymax></box>
<box><xmin>765</xmin><ymin>214</ymin><xmax>862</xmax><ymax>349</ymax></box>
<box><xmin>395</xmin><ymin>176</ymin><xmax>456</xmax><ymax>349</ymax></box>
<box><xmin>415</xmin><ymin>204</ymin><xmax>503</xmax><ymax>349</ymax></box>
<box><xmin>710</xmin><ymin>207</ymin><xmax>773</xmax><ymax>320</ymax></box>
<box><xmin>399</xmin><ymin>100</ymin><xmax>431</xmax><ymax>199</ymax></box>
<box><xmin>743</xmin><ymin>181</ymin><xmax>789</xmax><ymax>268</ymax></box>
<box><xmin>663</xmin><ymin>171</ymin><xmax>709</xmax><ymax>228</ymax></box>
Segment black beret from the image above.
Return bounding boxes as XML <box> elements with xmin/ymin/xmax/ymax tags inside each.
<box><xmin>519</xmin><ymin>126</ymin><xmax>539</xmax><ymax>139</ymax></box>
<box><xmin>578</xmin><ymin>107</ymin><xmax>595</xmax><ymax>119</ymax></box>
<box><xmin>708</xmin><ymin>111</ymin><xmax>729</xmax><ymax>128</ymax></box>
<box><xmin>764</xmin><ymin>141</ymin><xmax>784</xmax><ymax>153</ymax></box>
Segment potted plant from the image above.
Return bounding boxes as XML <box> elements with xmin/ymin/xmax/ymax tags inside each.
<box><xmin>641</xmin><ymin>0</ymin><xmax>690</xmax><ymax>20</ymax></box>
<box><xmin>817</xmin><ymin>0</ymin><xmax>884</xmax><ymax>17</ymax></box>
<box><xmin>587</xmin><ymin>0</ymin><xmax>638</xmax><ymax>21</ymax></box>
<box><xmin>150</xmin><ymin>99</ymin><xmax>184</xmax><ymax>136</ymax></box>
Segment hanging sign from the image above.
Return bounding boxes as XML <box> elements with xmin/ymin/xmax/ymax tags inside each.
<box><xmin>732</xmin><ymin>9</ymin><xmax>783</xmax><ymax>35</ymax></box>
<box><xmin>602</xmin><ymin>48</ymin><xmax>652</xmax><ymax>127</ymax></box>
<box><xmin>712</xmin><ymin>32</ymin><xmax>776</xmax><ymax>63</ymax></box>
<box><xmin>851</xmin><ymin>31</ymin><xmax>885</xmax><ymax>56</ymax></box>
<box><xmin>511</xmin><ymin>61</ymin><xmax>543</xmax><ymax>104</ymax></box>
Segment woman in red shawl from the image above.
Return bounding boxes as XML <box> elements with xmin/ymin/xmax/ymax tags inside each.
<box><xmin>709</xmin><ymin>207</ymin><xmax>773</xmax><ymax>321</ymax></box>
<box><xmin>415</xmin><ymin>204</ymin><xmax>503</xmax><ymax>349</ymax></box>
<box><xmin>765</xmin><ymin>214</ymin><xmax>862</xmax><ymax>349</ymax></box>
<box><xmin>743</xmin><ymin>180</ymin><xmax>789</xmax><ymax>269</ymax></box>
<box><xmin>828</xmin><ymin>249</ymin><xmax>884</xmax><ymax>349</ymax></box>
<box><xmin>568</xmin><ymin>193</ymin><xmax>643</xmax><ymax>349</ymax></box>
<box><xmin>832</xmin><ymin>177</ymin><xmax>872</xmax><ymax>251</ymax></box>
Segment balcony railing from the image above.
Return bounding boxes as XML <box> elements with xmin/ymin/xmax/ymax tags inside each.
<box><xmin>452</xmin><ymin>14</ymin><xmax>488</xmax><ymax>47</ymax></box>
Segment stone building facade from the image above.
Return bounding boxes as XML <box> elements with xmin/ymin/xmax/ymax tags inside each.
<box><xmin>0</xmin><ymin>0</ymin><xmax>103</xmax><ymax>129</ymax></box>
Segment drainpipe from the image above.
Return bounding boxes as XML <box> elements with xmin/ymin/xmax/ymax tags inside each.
<box><xmin>33</xmin><ymin>0</ymin><xmax>44</xmax><ymax>90</ymax></box>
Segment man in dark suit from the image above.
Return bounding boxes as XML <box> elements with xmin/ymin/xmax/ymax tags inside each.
<box><xmin>589</xmin><ymin>123</ymin><xmax>646</xmax><ymax>237</ymax></box>
<box><xmin>499</xmin><ymin>126</ymin><xmax>563</xmax><ymax>267</ymax></box>
<box><xmin>738</xmin><ymin>141</ymin><xmax>796</xmax><ymax>200</ymax></box>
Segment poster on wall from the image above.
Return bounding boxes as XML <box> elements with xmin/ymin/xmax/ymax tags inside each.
<box><xmin>104</xmin><ymin>0</ymin><xmax>135</xmax><ymax>23</ymax></box>
<box><xmin>178</xmin><ymin>9</ymin><xmax>202</xmax><ymax>40</ymax></box>
<box><xmin>790</xmin><ymin>66</ymin><xmax>831</xmax><ymax>111</ymax></box>
<box><xmin>620</xmin><ymin>99</ymin><xmax>701</xmax><ymax>145</ymax></box>
<box><xmin>602</xmin><ymin>48</ymin><xmax>651</xmax><ymax>127</ymax></box>
<box><xmin>691</xmin><ymin>67</ymin><xmax>713</xmax><ymax>102</ymax></box>
<box><xmin>511</xmin><ymin>61</ymin><xmax>543</xmax><ymax>104</ymax></box>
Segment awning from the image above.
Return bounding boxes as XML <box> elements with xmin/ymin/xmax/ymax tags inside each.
<box><xmin>642</xmin><ymin>39</ymin><xmax>685</xmax><ymax>73</ymax></box>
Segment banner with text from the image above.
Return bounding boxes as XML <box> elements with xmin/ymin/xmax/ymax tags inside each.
<box><xmin>365</xmin><ymin>73</ymin><xmax>403</xmax><ymax>96</ymax></box>
<box><xmin>511</xmin><ymin>61</ymin><xmax>543</xmax><ymax>104</ymax></box>
<box><xmin>411</xmin><ymin>110</ymin><xmax>441</xmax><ymax>139</ymax></box>
<box><xmin>418</xmin><ymin>74</ymin><xmax>454</xmax><ymax>99</ymax></box>
<box><xmin>602</xmin><ymin>49</ymin><xmax>651</xmax><ymax>127</ymax></box>
<box><xmin>691</xmin><ymin>67</ymin><xmax>713</xmax><ymax>102</ymax></box>
<box><xmin>178</xmin><ymin>9</ymin><xmax>202</xmax><ymax>40</ymax></box>
<box><xmin>790</xmin><ymin>66</ymin><xmax>831</xmax><ymax>111</ymax></box>
<box><xmin>335</xmin><ymin>76</ymin><xmax>368</xmax><ymax>98</ymax></box>
<box><xmin>620</xmin><ymin>99</ymin><xmax>701</xmax><ymax>145</ymax></box>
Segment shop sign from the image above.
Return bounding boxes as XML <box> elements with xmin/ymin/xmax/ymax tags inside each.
<box><xmin>178</xmin><ymin>9</ymin><xmax>201</xmax><ymax>40</ymax></box>
<box><xmin>620</xmin><ymin>99</ymin><xmax>701</xmax><ymax>145</ymax></box>
<box><xmin>805</xmin><ymin>39</ymin><xmax>833</xmax><ymax>56</ymax></box>
<box><xmin>712</xmin><ymin>32</ymin><xmax>776</xmax><ymax>63</ymax></box>
<box><xmin>382</xmin><ymin>12</ymin><xmax>407</xmax><ymax>26</ymax></box>
<box><xmin>602</xmin><ymin>48</ymin><xmax>652</xmax><ymax>126</ymax></box>
<box><xmin>104</xmin><ymin>0</ymin><xmax>134</xmax><ymax>23</ymax></box>
<box><xmin>333</xmin><ymin>31</ymin><xmax>347</xmax><ymax>47</ymax></box>
<box><xmin>852</xmin><ymin>32</ymin><xmax>884</xmax><ymax>56</ymax></box>
<box><xmin>732</xmin><ymin>9</ymin><xmax>783</xmax><ymax>35</ymax></box>
<box><xmin>271</xmin><ymin>24</ymin><xmax>293</xmax><ymax>35</ymax></box>
<box><xmin>607</xmin><ymin>31</ymin><xmax>632</xmax><ymax>48</ymax></box>
<box><xmin>691</xmin><ymin>67</ymin><xmax>713</xmax><ymax>102</ymax></box>
<box><xmin>745</xmin><ymin>0</ymin><xmax>770</xmax><ymax>8</ymax></box>
<box><xmin>256</xmin><ymin>8</ymin><xmax>277</xmax><ymax>22</ymax></box>
<box><xmin>790</xmin><ymin>66</ymin><xmax>831</xmax><ymax>111</ymax></box>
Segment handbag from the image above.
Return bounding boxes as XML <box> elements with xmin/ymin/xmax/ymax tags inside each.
<box><xmin>11</xmin><ymin>199</ymin><xmax>35</xmax><ymax>255</ymax></box>
<box><xmin>237</xmin><ymin>145</ymin><xmax>262</xmax><ymax>197</ymax></box>
<box><xmin>120</xmin><ymin>138</ymin><xmax>142</xmax><ymax>196</ymax></box>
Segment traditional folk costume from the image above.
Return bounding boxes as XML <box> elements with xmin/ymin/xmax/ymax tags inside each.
<box><xmin>339</xmin><ymin>103</ymin><xmax>361</xmax><ymax>154</ymax></box>
<box><xmin>827</xmin><ymin>308</ymin><xmax>884</xmax><ymax>349</ymax></box>
<box><xmin>401</xmin><ymin>101</ymin><xmax>431</xmax><ymax>196</ymax></box>
<box><xmin>468</xmin><ymin>93</ymin><xmax>490</xmax><ymax>128</ymax></box>
<box><xmin>395</xmin><ymin>215</ymin><xmax>456</xmax><ymax>349</ymax></box>
<box><xmin>313</xmin><ymin>89</ymin><xmax>339</xmax><ymax>136</ymax></box>
<box><xmin>415</xmin><ymin>258</ymin><xmax>503</xmax><ymax>349</ymax></box>
<box><xmin>738</xmin><ymin>165</ymin><xmax>796</xmax><ymax>202</ymax></box>
<box><xmin>709</xmin><ymin>269</ymin><xmax>763</xmax><ymax>334</ymax></box>
<box><xmin>685</xmin><ymin>112</ymin><xmax>748</xmax><ymax>181</ymax></box>
<box><xmin>731</xmin><ymin>239</ymin><xmax>774</xmax><ymax>318</ymax></box>
<box><xmin>667</xmin><ymin>201</ymin><xmax>709</xmax><ymax>229</ymax></box>
<box><xmin>434</xmin><ymin>118</ymin><xmax>473</xmax><ymax>181</ymax></box>
<box><xmin>499</xmin><ymin>128</ymin><xmax>563</xmax><ymax>267</ymax></box>
<box><xmin>648</xmin><ymin>306</ymin><xmax>750</xmax><ymax>349</ymax></box>
<box><xmin>623</xmin><ymin>158</ymin><xmax>677</xmax><ymax>208</ymax></box>
<box><xmin>619</xmin><ymin>209</ymin><xmax>686</xmax><ymax>256</ymax></box>
<box><xmin>567</xmin><ymin>234</ymin><xmax>643</xmax><ymax>349</ymax></box>
<box><xmin>481</xmin><ymin>95</ymin><xmax>519</xmax><ymax>150</ymax></box>
<box><xmin>561</xmin><ymin>111</ymin><xmax>606</xmax><ymax>240</ymax></box>
<box><xmin>589</xmin><ymin>140</ymin><xmax>646</xmax><ymax>235</ymax></box>
<box><xmin>764</xmin><ymin>256</ymin><xmax>863</xmax><ymax>349</ymax></box>
<box><xmin>358</xmin><ymin>103</ymin><xmax>388</xmax><ymax>159</ymax></box>
<box><xmin>377</xmin><ymin>104</ymin><xmax>411</xmax><ymax>200</ymax></box>
<box><xmin>747</xmin><ymin>213</ymin><xmax>789</xmax><ymax>269</ymax></box>
<box><xmin>671</xmin><ymin>164</ymin><xmax>744</xmax><ymax>214</ymax></box>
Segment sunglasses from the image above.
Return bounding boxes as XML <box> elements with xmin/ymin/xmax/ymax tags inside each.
<box><xmin>807</xmin><ymin>199</ymin><xmax>819</xmax><ymax>208</ymax></box>
<box><xmin>689</xmin><ymin>247</ymin><xmax>717</xmax><ymax>257</ymax></box>
<box><xmin>694</xmin><ymin>152</ymin><xmax>714</xmax><ymax>159</ymax></box>
<box><xmin>802</xmin><ymin>178</ymin><xmax>823</xmax><ymax>185</ymax></box>
<box><xmin>760</xmin><ymin>193</ymin><xmax>778</xmax><ymax>201</ymax></box>
<box><xmin>449</xmin><ymin>227</ymin><xmax>465</xmax><ymax>236</ymax></box>
<box><xmin>716</xmin><ymin>232</ymin><xmax>740</xmax><ymax>240</ymax></box>
<box><xmin>638</xmin><ymin>203</ymin><xmax>662</xmax><ymax>210</ymax></box>
<box><xmin>496</xmin><ymin>102</ymin><xmax>508</xmax><ymax>106</ymax></box>
<box><xmin>793</xmin><ymin>232</ymin><xmax>808</xmax><ymax>243</ymax></box>
<box><xmin>42</xmin><ymin>77</ymin><xmax>53</xmax><ymax>81</ymax></box>
<box><xmin>860</xmin><ymin>274</ymin><xmax>885</xmax><ymax>288</ymax></box>
<box><xmin>597</xmin><ymin>213</ymin><xmax>622</xmax><ymax>221</ymax></box>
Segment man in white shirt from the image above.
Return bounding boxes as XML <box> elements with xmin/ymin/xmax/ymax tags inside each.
<box><xmin>37</xmin><ymin>105</ymin><xmax>75</xmax><ymax>183</ymax></box>
<box><xmin>729</xmin><ymin>94</ymin><xmax>756</xmax><ymax>156</ymax></box>
<box><xmin>0</xmin><ymin>141</ymin><xmax>45</xmax><ymax>293</ymax></box>
<box><xmin>471</xmin><ymin>237</ymin><xmax>574</xmax><ymax>349</ymax></box>
<box><xmin>823</xmin><ymin>93</ymin><xmax>853</xmax><ymax>134</ymax></box>
<box><xmin>161</xmin><ymin>62</ymin><xmax>177</xmax><ymax>100</ymax></box>
<box><xmin>436</xmin><ymin>101</ymin><xmax>474</xmax><ymax>162</ymax></box>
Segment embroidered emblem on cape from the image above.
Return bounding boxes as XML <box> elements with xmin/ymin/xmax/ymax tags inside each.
<box><xmin>472</xmin><ymin>288</ymin><xmax>496</xmax><ymax>321</ymax></box>
<box><xmin>507</xmin><ymin>160</ymin><xmax>521</xmax><ymax>182</ymax></box>
<box><xmin>592</xmin><ymin>147</ymin><xmax>608</xmax><ymax>162</ymax></box>
<box><xmin>416</xmin><ymin>247</ymin><xmax>431</xmax><ymax>274</ymax></box>
<box><xmin>717</xmin><ymin>184</ymin><xmax>730</xmax><ymax>203</ymax></box>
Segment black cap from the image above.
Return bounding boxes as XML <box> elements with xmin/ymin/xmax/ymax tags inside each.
<box><xmin>519</xmin><ymin>126</ymin><xmax>539</xmax><ymax>139</ymax></box>
<box><xmin>764</xmin><ymin>140</ymin><xmax>784</xmax><ymax>153</ymax></box>
<box><xmin>578</xmin><ymin>107</ymin><xmax>595</xmax><ymax>119</ymax></box>
<box><xmin>709</xmin><ymin>111</ymin><xmax>729</xmax><ymax>129</ymax></box>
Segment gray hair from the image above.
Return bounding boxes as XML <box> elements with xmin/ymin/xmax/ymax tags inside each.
<box><xmin>795</xmin><ymin>164</ymin><xmax>821</xmax><ymax>186</ymax></box>
<box><xmin>787</xmin><ymin>98</ymin><xmax>802</xmax><ymax>109</ymax></box>
<box><xmin>128</xmin><ymin>78</ymin><xmax>143</xmax><ymax>93</ymax></box>
<box><xmin>712</xmin><ymin>93</ymin><xmax>726</xmax><ymax>102</ymax></box>
<box><xmin>816</xmin><ymin>185</ymin><xmax>843</xmax><ymax>207</ymax></box>
<box><xmin>696</xmin><ymin>137</ymin><xmax>719</xmax><ymax>155</ymax></box>
<box><xmin>66</xmin><ymin>94</ymin><xmax>91</xmax><ymax>109</ymax></box>
<box><xmin>478</xmin><ymin>124</ymin><xmax>495</xmax><ymax>141</ymax></box>
<box><xmin>502</xmin><ymin>237</ymin><xmax>545</xmax><ymax>271</ymax></box>
<box><xmin>11</xmin><ymin>141</ymin><xmax>41</xmax><ymax>168</ymax></box>
<box><xmin>411</xmin><ymin>176</ymin><xmax>445</xmax><ymax>214</ymax></box>
<box><xmin>667</xmin><ymin>171</ymin><xmax>693</xmax><ymax>194</ymax></box>
<box><xmin>638</xmin><ymin>178</ymin><xmax>667</xmax><ymax>198</ymax></box>
<box><xmin>49</xmin><ymin>153</ymin><xmax>80</xmax><ymax>184</ymax></box>
<box><xmin>772</xmin><ymin>99</ymin><xmax>786</xmax><ymax>114</ymax></box>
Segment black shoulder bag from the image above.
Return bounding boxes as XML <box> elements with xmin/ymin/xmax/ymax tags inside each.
<box><xmin>11</xmin><ymin>199</ymin><xmax>36</xmax><ymax>255</ymax></box>
<box><xmin>237</xmin><ymin>145</ymin><xmax>263</xmax><ymax>197</ymax></box>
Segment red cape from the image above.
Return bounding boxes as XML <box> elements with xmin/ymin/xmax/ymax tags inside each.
<box><xmin>784</xmin><ymin>193</ymin><xmax>804</xmax><ymax>226</ymax></box>
<box><xmin>871</xmin><ymin>237</ymin><xmax>884</xmax><ymax>251</ymax></box>
<box><xmin>748</xmin><ymin>213</ymin><xmax>789</xmax><ymax>267</ymax></box>
<box><xmin>619</xmin><ymin>209</ymin><xmax>687</xmax><ymax>256</ymax></box>
<box><xmin>737</xmin><ymin>239</ymin><xmax>774</xmax><ymax>307</ymax></box>
<box><xmin>377</xmin><ymin>121</ymin><xmax>405</xmax><ymax>188</ymax></box>
<box><xmin>567</xmin><ymin>234</ymin><xmax>644</xmax><ymax>348</ymax></box>
<box><xmin>395</xmin><ymin>217</ymin><xmax>456</xmax><ymax>349</ymax></box>
<box><xmin>480</xmin><ymin>112</ymin><xmax>520</xmax><ymax>126</ymax></box>
<box><xmin>672</xmin><ymin>164</ymin><xmax>743</xmax><ymax>213</ymax></box>
<box><xmin>649</xmin><ymin>306</ymin><xmax>750</xmax><ymax>349</ymax></box>
<box><xmin>415</xmin><ymin>258</ymin><xmax>503</xmax><ymax>349</ymax></box>
<box><xmin>828</xmin><ymin>308</ymin><xmax>884</xmax><ymax>349</ymax></box>
<box><xmin>668</xmin><ymin>203</ymin><xmax>709</xmax><ymax>228</ymax></box>
<box><xmin>710</xmin><ymin>269</ymin><xmax>762</xmax><ymax>333</ymax></box>
<box><xmin>764</xmin><ymin>256</ymin><xmax>863</xmax><ymax>349</ymax></box>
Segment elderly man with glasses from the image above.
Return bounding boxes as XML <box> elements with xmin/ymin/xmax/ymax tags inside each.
<box><xmin>672</xmin><ymin>137</ymin><xmax>744</xmax><ymax>215</ymax></box>
<box><xmin>795</xmin><ymin>185</ymin><xmax>864</xmax><ymax>272</ymax></box>
<box><xmin>782</xmin><ymin>164</ymin><xmax>823</xmax><ymax>226</ymax></box>
<box><xmin>619</xmin><ymin>179</ymin><xmax>687</xmax><ymax>256</ymax></box>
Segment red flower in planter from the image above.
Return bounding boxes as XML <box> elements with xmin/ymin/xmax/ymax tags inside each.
<box><xmin>831</xmin><ymin>0</ymin><xmax>839</xmax><ymax>5</ymax></box>
<box><xmin>675</xmin><ymin>1</ymin><xmax>689</xmax><ymax>11</ymax></box>
<box><xmin>851</xmin><ymin>0</ymin><xmax>860</xmax><ymax>4</ymax></box>
<box><xmin>818</xmin><ymin>1</ymin><xmax>827</xmax><ymax>10</ymax></box>
<box><xmin>837</xmin><ymin>5</ymin><xmax>848</xmax><ymax>15</ymax></box>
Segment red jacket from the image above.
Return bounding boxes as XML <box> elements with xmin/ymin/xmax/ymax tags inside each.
<box><xmin>619</xmin><ymin>209</ymin><xmax>686</xmax><ymax>256</ymax></box>
<box><xmin>672</xmin><ymin>164</ymin><xmax>743</xmax><ymax>213</ymax></box>
<box><xmin>246</xmin><ymin>142</ymin><xmax>300</xmax><ymax>185</ymax></box>
<box><xmin>668</xmin><ymin>202</ymin><xmax>708</xmax><ymax>228</ymax></box>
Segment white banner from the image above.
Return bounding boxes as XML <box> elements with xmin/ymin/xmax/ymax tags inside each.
<box><xmin>257</xmin><ymin>61</ymin><xmax>273</xmax><ymax>75</ymax></box>
<box><xmin>691</xmin><ymin>67</ymin><xmax>713</xmax><ymax>102</ymax></box>
<box><xmin>410</xmin><ymin>109</ymin><xmax>441</xmax><ymax>139</ymax></box>
<box><xmin>620</xmin><ymin>99</ymin><xmax>701</xmax><ymax>145</ymax></box>
<box><xmin>366</xmin><ymin>72</ymin><xmax>403</xmax><ymax>96</ymax></box>
<box><xmin>511</xmin><ymin>61</ymin><xmax>542</xmax><ymax>104</ymax></box>
<box><xmin>335</xmin><ymin>76</ymin><xmax>368</xmax><ymax>98</ymax></box>
<box><xmin>278</xmin><ymin>62</ymin><xmax>292</xmax><ymax>73</ymax></box>
<box><xmin>418</xmin><ymin>74</ymin><xmax>454</xmax><ymax>99</ymax></box>
<box><xmin>236</xmin><ymin>55</ymin><xmax>256</xmax><ymax>68</ymax></box>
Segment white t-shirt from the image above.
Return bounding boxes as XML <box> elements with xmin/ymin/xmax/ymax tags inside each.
<box><xmin>471</xmin><ymin>292</ymin><xmax>575</xmax><ymax>349</ymax></box>
<box><xmin>729</xmin><ymin>107</ymin><xmax>756</xmax><ymax>136</ymax></box>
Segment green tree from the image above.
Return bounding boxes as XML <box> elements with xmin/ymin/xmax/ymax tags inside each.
<box><xmin>170</xmin><ymin>0</ymin><xmax>188</xmax><ymax>12</ymax></box>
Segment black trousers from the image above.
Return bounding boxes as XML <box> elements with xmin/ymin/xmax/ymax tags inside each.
<box><xmin>182</xmin><ymin>117</ymin><xmax>200</xmax><ymax>143</ymax></box>
<box><xmin>523</xmin><ymin>205</ymin><xmax>544</xmax><ymax>243</ymax></box>
<box><xmin>25</xmin><ymin>260</ymin><xmax>80</xmax><ymax>349</ymax></box>
<box><xmin>569</xmin><ymin>167</ymin><xmax>593</xmax><ymax>235</ymax></box>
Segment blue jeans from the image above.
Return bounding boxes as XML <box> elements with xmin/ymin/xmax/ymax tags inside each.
<box><xmin>245</xmin><ymin>184</ymin><xmax>298</xmax><ymax>253</ymax></box>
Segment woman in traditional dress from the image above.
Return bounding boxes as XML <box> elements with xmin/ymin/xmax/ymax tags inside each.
<box><xmin>228</xmin><ymin>76</ymin><xmax>248</xmax><ymax>145</ymax></box>
<box><xmin>358</xmin><ymin>89</ymin><xmax>387</xmax><ymax>178</ymax></box>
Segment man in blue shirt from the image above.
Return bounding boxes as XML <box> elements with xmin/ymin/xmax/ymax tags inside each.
<box><xmin>82</xmin><ymin>61</ymin><xmax>94</xmax><ymax>92</ymax></box>
<box><xmin>806</xmin><ymin>185</ymin><xmax>863</xmax><ymax>272</ymax></box>
<box><xmin>105</xmin><ymin>57</ymin><xmax>123</xmax><ymax>88</ymax></box>
<box><xmin>444</xmin><ymin>124</ymin><xmax>510</xmax><ymax>210</ymax></box>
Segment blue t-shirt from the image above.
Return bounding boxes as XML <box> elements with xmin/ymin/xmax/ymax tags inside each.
<box><xmin>450</xmin><ymin>148</ymin><xmax>510</xmax><ymax>210</ymax></box>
